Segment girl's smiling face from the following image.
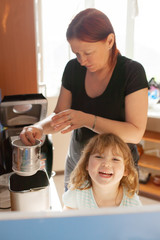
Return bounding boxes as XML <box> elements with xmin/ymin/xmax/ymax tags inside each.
<box><xmin>86</xmin><ymin>146</ymin><xmax>127</xmax><ymax>188</ymax></box>
<box><xmin>69</xmin><ymin>36</ymin><xmax>113</xmax><ymax>72</ymax></box>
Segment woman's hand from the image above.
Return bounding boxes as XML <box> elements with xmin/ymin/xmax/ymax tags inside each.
<box><xmin>50</xmin><ymin>109</ymin><xmax>86</xmax><ymax>134</ymax></box>
<box><xmin>20</xmin><ymin>125</ymin><xmax>43</xmax><ymax>145</ymax></box>
<box><xmin>19</xmin><ymin>109</ymin><xmax>94</xmax><ymax>144</ymax></box>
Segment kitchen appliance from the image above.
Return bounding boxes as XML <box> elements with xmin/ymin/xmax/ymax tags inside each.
<box><xmin>9</xmin><ymin>170</ymin><xmax>50</xmax><ymax>211</ymax></box>
<box><xmin>0</xmin><ymin>93</ymin><xmax>53</xmax><ymax>178</ymax></box>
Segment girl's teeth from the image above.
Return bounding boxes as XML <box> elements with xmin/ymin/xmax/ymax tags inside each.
<box><xmin>99</xmin><ymin>172</ymin><xmax>112</xmax><ymax>175</ymax></box>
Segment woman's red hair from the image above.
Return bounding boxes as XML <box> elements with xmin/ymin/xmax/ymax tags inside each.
<box><xmin>66</xmin><ymin>8</ymin><xmax>119</xmax><ymax>65</ymax></box>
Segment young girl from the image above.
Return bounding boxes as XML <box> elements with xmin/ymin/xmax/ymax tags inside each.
<box><xmin>62</xmin><ymin>133</ymin><xmax>142</xmax><ymax>210</ymax></box>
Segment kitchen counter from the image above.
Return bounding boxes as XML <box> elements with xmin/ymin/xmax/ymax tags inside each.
<box><xmin>0</xmin><ymin>173</ymin><xmax>11</xmax><ymax>211</ymax></box>
<box><xmin>49</xmin><ymin>173</ymin><xmax>62</xmax><ymax>212</ymax></box>
<box><xmin>0</xmin><ymin>172</ymin><xmax>62</xmax><ymax>212</ymax></box>
<box><xmin>148</xmin><ymin>104</ymin><xmax>160</xmax><ymax>119</ymax></box>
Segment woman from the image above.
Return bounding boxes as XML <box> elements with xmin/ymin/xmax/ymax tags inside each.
<box><xmin>20</xmin><ymin>8</ymin><xmax>148</xmax><ymax>189</ymax></box>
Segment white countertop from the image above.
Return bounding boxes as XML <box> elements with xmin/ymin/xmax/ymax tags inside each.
<box><xmin>148</xmin><ymin>103</ymin><xmax>160</xmax><ymax>119</ymax></box>
<box><xmin>0</xmin><ymin>173</ymin><xmax>11</xmax><ymax>211</ymax></box>
<box><xmin>49</xmin><ymin>174</ymin><xmax>62</xmax><ymax>212</ymax></box>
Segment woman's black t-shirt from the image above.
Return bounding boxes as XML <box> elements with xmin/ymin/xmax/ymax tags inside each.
<box><xmin>62</xmin><ymin>54</ymin><xmax>148</xmax><ymax>183</ymax></box>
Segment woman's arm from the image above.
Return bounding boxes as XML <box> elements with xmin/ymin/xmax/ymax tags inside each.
<box><xmin>20</xmin><ymin>86</ymin><xmax>72</xmax><ymax>145</ymax></box>
<box><xmin>54</xmin><ymin>86</ymin><xmax>72</xmax><ymax>114</ymax></box>
<box><xmin>93</xmin><ymin>88</ymin><xmax>148</xmax><ymax>143</ymax></box>
<box><xmin>50</xmin><ymin>88</ymin><xmax>148</xmax><ymax>144</ymax></box>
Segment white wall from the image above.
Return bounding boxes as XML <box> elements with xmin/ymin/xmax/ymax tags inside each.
<box><xmin>47</xmin><ymin>97</ymin><xmax>71</xmax><ymax>172</ymax></box>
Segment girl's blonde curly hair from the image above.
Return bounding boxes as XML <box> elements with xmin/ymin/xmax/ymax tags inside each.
<box><xmin>68</xmin><ymin>133</ymin><xmax>139</xmax><ymax>197</ymax></box>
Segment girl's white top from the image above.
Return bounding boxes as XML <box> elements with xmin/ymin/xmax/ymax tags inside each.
<box><xmin>62</xmin><ymin>186</ymin><xmax>142</xmax><ymax>209</ymax></box>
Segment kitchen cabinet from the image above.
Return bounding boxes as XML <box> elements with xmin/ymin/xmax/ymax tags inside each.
<box><xmin>0</xmin><ymin>0</ymin><xmax>38</xmax><ymax>98</ymax></box>
<box><xmin>138</xmin><ymin>130</ymin><xmax>160</xmax><ymax>201</ymax></box>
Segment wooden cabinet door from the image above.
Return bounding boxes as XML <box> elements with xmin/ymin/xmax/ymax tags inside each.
<box><xmin>0</xmin><ymin>0</ymin><xmax>38</xmax><ymax>99</ymax></box>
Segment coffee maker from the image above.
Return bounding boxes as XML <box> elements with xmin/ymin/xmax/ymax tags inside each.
<box><xmin>0</xmin><ymin>93</ymin><xmax>53</xmax><ymax>178</ymax></box>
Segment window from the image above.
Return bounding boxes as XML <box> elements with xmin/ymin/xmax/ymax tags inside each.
<box><xmin>36</xmin><ymin>0</ymin><xmax>129</xmax><ymax>97</ymax></box>
<box><xmin>134</xmin><ymin>0</ymin><xmax>160</xmax><ymax>81</ymax></box>
<box><xmin>94</xmin><ymin>0</ymin><xmax>127</xmax><ymax>55</ymax></box>
<box><xmin>36</xmin><ymin>0</ymin><xmax>86</xmax><ymax>97</ymax></box>
<box><xmin>37</xmin><ymin>0</ymin><xmax>159</xmax><ymax>97</ymax></box>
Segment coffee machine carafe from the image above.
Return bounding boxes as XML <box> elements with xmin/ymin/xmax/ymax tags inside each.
<box><xmin>0</xmin><ymin>93</ymin><xmax>53</xmax><ymax>178</ymax></box>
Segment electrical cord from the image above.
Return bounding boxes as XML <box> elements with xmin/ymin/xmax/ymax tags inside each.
<box><xmin>0</xmin><ymin>206</ymin><xmax>11</xmax><ymax>209</ymax></box>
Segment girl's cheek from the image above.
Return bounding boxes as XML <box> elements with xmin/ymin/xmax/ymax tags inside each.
<box><xmin>90</xmin><ymin>160</ymin><xmax>98</xmax><ymax>169</ymax></box>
